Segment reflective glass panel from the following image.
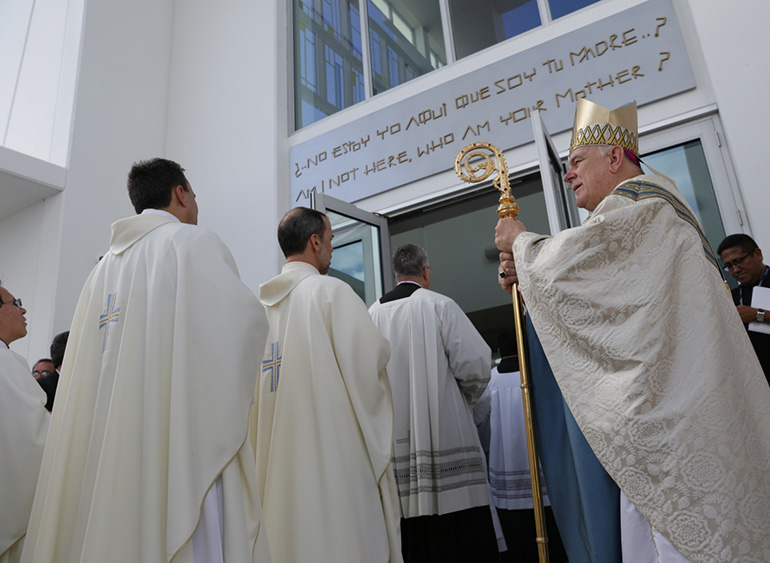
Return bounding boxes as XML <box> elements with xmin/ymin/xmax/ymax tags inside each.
<box><xmin>549</xmin><ymin>0</ymin><xmax>601</xmax><ymax>20</ymax></box>
<box><xmin>327</xmin><ymin>210</ymin><xmax>385</xmax><ymax>305</ymax></box>
<box><xmin>330</xmin><ymin>240</ymin><xmax>367</xmax><ymax>300</ymax></box>
<box><xmin>642</xmin><ymin>140</ymin><xmax>726</xmax><ymax>258</ymax></box>
<box><xmin>294</xmin><ymin>0</ymin><xmax>365</xmax><ymax>128</ymax></box>
<box><xmin>449</xmin><ymin>0</ymin><xmax>540</xmax><ymax>60</ymax></box>
<box><xmin>367</xmin><ymin>0</ymin><xmax>446</xmax><ymax>95</ymax></box>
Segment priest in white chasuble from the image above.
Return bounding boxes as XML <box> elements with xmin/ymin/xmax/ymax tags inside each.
<box><xmin>0</xmin><ymin>284</ymin><xmax>49</xmax><ymax>563</ymax></box>
<box><xmin>253</xmin><ymin>207</ymin><xmax>402</xmax><ymax>563</ymax></box>
<box><xmin>21</xmin><ymin>159</ymin><xmax>271</xmax><ymax>563</ymax></box>
<box><xmin>495</xmin><ymin>99</ymin><xmax>770</xmax><ymax>562</ymax></box>
<box><xmin>368</xmin><ymin>244</ymin><xmax>499</xmax><ymax>563</ymax></box>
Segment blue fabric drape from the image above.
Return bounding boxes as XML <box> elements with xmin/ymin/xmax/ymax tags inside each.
<box><xmin>526</xmin><ymin>316</ymin><xmax>622</xmax><ymax>563</ymax></box>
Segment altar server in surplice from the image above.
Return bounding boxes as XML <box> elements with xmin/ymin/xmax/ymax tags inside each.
<box><xmin>369</xmin><ymin>243</ymin><xmax>498</xmax><ymax>563</ymax></box>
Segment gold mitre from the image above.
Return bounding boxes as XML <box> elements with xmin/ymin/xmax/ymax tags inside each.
<box><xmin>570</xmin><ymin>98</ymin><xmax>639</xmax><ymax>156</ymax></box>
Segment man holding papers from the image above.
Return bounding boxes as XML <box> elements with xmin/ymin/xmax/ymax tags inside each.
<box><xmin>718</xmin><ymin>234</ymin><xmax>770</xmax><ymax>383</ymax></box>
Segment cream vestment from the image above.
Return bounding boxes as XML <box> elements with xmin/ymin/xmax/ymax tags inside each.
<box><xmin>0</xmin><ymin>347</ymin><xmax>49</xmax><ymax>563</ymax></box>
<box><xmin>21</xmin><ymin>213</ymin><xmax>270</xmax><ymax>562</ymax></box>
<box><xmin>255</xmin><ymin>261</ymin><xmax>402</xmax><ymax>563</ymax></box>
<box><xmin>513</xmin><ymin>175</ymin><xmax>770</xmax><ymax>562</ymax></box>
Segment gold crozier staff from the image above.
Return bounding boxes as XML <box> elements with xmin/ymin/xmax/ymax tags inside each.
<box><xmin>454</xmin><ymin>142</ymin><xmax>549</xmax><ymax>563</ymax></box>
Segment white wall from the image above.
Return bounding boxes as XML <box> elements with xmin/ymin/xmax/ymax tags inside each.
<box><xmin>0</xmin><ymin>0</ymin><xmax>81</xmax><ymax>359</ymax></box>
<box><xmin>687</xmin><ymin>0</ymin><xmax>770</xmax><ymax>246</ymax></box>
<box><xmin>166</xmin><ymin>0</ymin><xmax>285</xmax><ymax>291</ymax></box>
<box><xmin>2</xmin><ymin>0</ymin><xmax>288</xmax><ymax>364</ymax></box>
<box><xmin>0</xmin><ymin>0</ymin><xmax>83</xmax><ymax>165</ymax></box>
<box><xmin>50</xmin><ymin>0</ymin><xmax>177</xmax><ymax>334</ymax></box>
<box><xmin>0</xmin><ymin>199</ymin><xmax>46</xmax><ymax>360</ymax></box>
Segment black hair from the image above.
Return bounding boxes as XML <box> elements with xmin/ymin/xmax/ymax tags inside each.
<box><xmin>127</xmin><ymin>158</ymin><xmax>188</xmax><ymax>214</ymax></box>
<box><xmin>497</xmin><ymin>331</ymin><xmax>517</xmax><ymax>358</ymax></box>
<box><xmin>277</xmin><ymin>207</ymin><xmax>328</xmax><ymax>258</ymax></box>
<box><xmin>50</xmin><ymin>331</ymin><xmax>70</xmax><ymax>368</ymax></box>
<box><xmin>717</xmin><ymin>234</ymin><xmax>758</xmax><ymax>257</ymax></box>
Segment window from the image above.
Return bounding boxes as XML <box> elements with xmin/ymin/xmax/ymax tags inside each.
<box><xmin>324</xmin><ymin>45</ymin><xmax>346</xmax><ymax>109</ymax></box>
<box><xmin>370</xmin><ymin>29</ymin><xmax>383</xmax><ymax>80</ymax></box>
<box><xmin>643</xmin><ymin>141</ymin><xmax>726</xmax><ymax>257</ymax></box>
<box><xmin>351</xmin><ymin>66</ymin><xmax>365</xmax><ymax>103</ymax></box>
<box><xmin>387</xmin><ymin>46</ymin><xmax>399</xmax><ymax>87</ymax></box>
<box><xmin>322</xmin><ymin>0</ymin><xmax>342</xmax><ymax>31</ymax></box>
<box><xmin>298</xmin><ymin>24</ymin><xmax>318</xmax><ymax>93</ymax></box>
<box><xmin>548</xmin><ymin>0</ymin><xmax>602</xmax><ymax>20</ymax></box>
<box><xmin>448</xmin><ymin>0</ymin><xmax>541</xmax><ymax>60</ymax></box>
<box><xmin>294</xmin><ymin>0</ymin><xmax>366</xmax><ymax>128</ymax></box>
<box><xmin>366</xmin><ymin>0</ymin><xmax>445</xmax><ymax>95</ymax></box>
<box><xmin>294</xmin><ymin>0</ymin><xmax>603</xmax><ymax>129</ymax></box>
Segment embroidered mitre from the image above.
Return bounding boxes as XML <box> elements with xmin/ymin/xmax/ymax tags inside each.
<box><xmin>570</xmin><ymin>98</ymin><xmax>639</xmax><ymax>156</ymax></box>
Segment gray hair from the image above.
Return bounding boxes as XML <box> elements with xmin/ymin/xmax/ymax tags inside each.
<box><xmin>393</xmin><ymin>244</ymin><xmax>428</xmax><ymax>278</ymax></box>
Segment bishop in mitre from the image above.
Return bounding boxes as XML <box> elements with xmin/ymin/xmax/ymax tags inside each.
<box><xmin>495</xmin><ymin>99</ymin><xmax>770</xmax><ymax>562</ymax></box>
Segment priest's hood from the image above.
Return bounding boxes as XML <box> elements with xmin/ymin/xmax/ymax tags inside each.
<box><xmin>109</xmin><ymin>214</ymin><xmax>179</xmax><ymax>256</ymax></box>
<box><xmin>259</xmin><ymin>261</ymin><xmax>319</xmax><ymax>307</ymax></box>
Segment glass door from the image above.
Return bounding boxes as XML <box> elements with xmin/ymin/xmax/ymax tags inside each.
<box><xmin>310</xmin><ymin>192</ymin><xmax>393</xmax><ymax>305</ymax></box>
<box><xmin>639</xmin><ymin>116</ymin><xmax>746</xmax><ymax>278</ymax></box>
<box><xmin>531</xmin><ymin>110</ymin><xmax>578</xmax><ymax>234</ymax></box>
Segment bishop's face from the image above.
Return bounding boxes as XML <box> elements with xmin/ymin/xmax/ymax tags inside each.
<box><xmin>563</xmin><ymin>146</ymin><xmax>616</xmax><ymax>212</ymax></box>
<box><xmin>0</xmin><ymin>286</ymin><xmax>27</xmax><ymax>345</ymax></box>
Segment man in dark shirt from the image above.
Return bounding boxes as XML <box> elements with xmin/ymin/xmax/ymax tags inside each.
<box><xmin>718</xmin><ymin>234</ymin><xmax>770</xmax><ymax>383</ymax></box>
<box><xmin>37</xmin><ymin>331</ymin><xmax>68</xmax><ymax>411</ymax></box>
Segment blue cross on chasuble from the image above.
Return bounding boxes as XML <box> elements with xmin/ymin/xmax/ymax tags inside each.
<box><xmin>99</xmin><ymin>292</ymin><xmax>121</xmax><ymax>352</ymax></box>
<box><xmin>263</xmin><ymin>341</ymin><xmax>282</xmax><ymax>392</ymax></box>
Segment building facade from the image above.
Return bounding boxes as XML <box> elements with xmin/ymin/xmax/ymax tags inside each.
<box><xmin>0</xmin><ymin>0</ymin><xmax>767</xmax><ymax>359</ymax></box>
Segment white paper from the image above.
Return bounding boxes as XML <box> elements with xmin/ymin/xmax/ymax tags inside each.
<box><xmin>749</xmin><ymin>286</ymin><xmax>770</xmax><ymax>334</ymax></box>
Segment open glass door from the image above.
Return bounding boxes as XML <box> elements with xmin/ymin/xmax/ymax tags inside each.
<box><xmin>640</xmin><ymin>117</ymin><xmax>744</xmax><ymax>270</ymax></box>
<box><xmin>310</xmin><ymin>192</ymin><xmax>393</xmax><ymax>306</ymax></box>
<box><xmin>531</xmin><ymin>111</ymin><xmax>579</xmax><ymax>234</ymax></box>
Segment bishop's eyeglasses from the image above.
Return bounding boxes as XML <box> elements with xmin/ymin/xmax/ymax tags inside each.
<box><xmin>0</xmin><ymin>298</ymin><xmax>22</xmax><ymax>308</ymax></box>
